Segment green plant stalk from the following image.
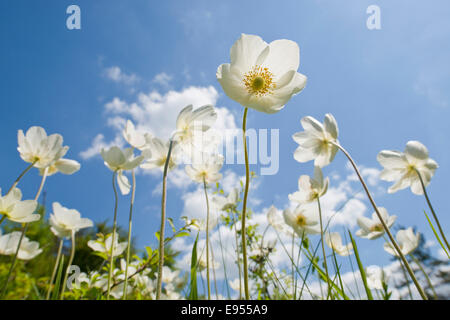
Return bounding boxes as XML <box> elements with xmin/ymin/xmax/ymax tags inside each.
<box><xmin>333</xmin><ymin>142</ymin><xmax>427</xmax><ymax>300</ymax></box>
<box><xmin>317</xmin><ymin>197</ymin><xmax>332</xmax><ymax>299</ymax></box>
<box><xmin>46</xmin><ymin>239</ymin><xmax>64</xmax><ymax>300</ymax></box>
<box><xmin>202</xmin><ymin>178</ymin><xmax>211</xmax><ymax>300</ymax></box>
<box><xmin>6</xmin><ymin>161</ymin><xmax>37</xmax><ymax>195</ymax></box>
<box><xmin>241</xmin><ymin>107</ymin><xmax>250</xmax><ymax>299</ymax></box>
<box><xmin>410</xmin><ymin>254</ymin><xmax>438</xmax><ymax>299</ymax></box>
<box><xmin>107</xmin><ymin>170</ymin><xmax>119</xmax><ymax>300</ymax></box>
<box><xmin>60</xmin><ymin>231</ymin><xmax>76</xmax><ymax>300</ymax></box>
<box><xmin>348</xmin><ymin>231</ymin><xmax>373</xmax><ymax>300</ymax></box>
<box><xmin>423</xmin><ymin>210</ymin><xmax>449</xmax><ymax>258</ymax></box>
<box><xmin>331</xmin><ymin>248</ymin><xmax>345</xmax><ymax>297</ymax></box>
<box><xmin>123</xmin><ymin>169</ymin><xmax>136</xmax><ymax>299</ymax></box>
<box><xmin>415</xmin><ymin>169</ymin><xmax>450</xmax><ymax>253</ymax></box>
<box><xmin>1</xmin><ymin>167</ymin><xmax>48</xmax><ymax>298</ymax></box>
<box><xmin>156</xmin><ymin>139</ymin><xmax>174</xmax><ymax>300</ymax></box>
<box><xmin>217</xmin><ymin>219</ymin><xmax>231</xmax><ymax>298</ymax></box>
<box><xmin>188</xmin><ymin>233</ymin><xmax>199</xmax><ymax>299</ymax></box>
<box><xmin>231</xmin><ymin>210</ymin><xmax>242</xmax><ymax>299</ymax></box>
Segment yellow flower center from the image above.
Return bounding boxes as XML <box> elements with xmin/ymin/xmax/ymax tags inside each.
<box><xmin>370</xmin><ymin>224</ymin><xmax>384</xmax><ymax>233</ymax></box>
<box><xmin>296</xmin><ymin>214</ymin><xmax>307</xmax><ymax>227</ymax></box>
<box><xmin>243</xmin><ymin>65</ymin><xmax>276</xmax><ymax>97</ymax></box>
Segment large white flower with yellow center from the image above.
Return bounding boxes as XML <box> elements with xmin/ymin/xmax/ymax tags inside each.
<box><xmin>0</xmin><ymin>188</ymin><xmax>39</xmax><ymax>224</ymax></box>
<box><xmin>283</xmin><ymin>205</ymin><xmax>320</xmax><ymax>237</ymax></box>
<box><xmin>185</xmin><ymin>153</ymin><xmax>224</xmax><ymax>184</ymax></box>
<box><xmin>49</xmin><ymin>202</ymin><xmax>93</xmax><ymax>239</ymax></box>
<box><xmin>324</xmin><ymin>232</ymin><xmax>353</xmax><ymax>257</ymax></box>
<box><xmin>140</xmin><ymin>137</ymin><xmax>178</xmax><ymax>171</ymax></box>
<box><xmin>289</xmin><ymin>166</ymin><xmax>329</xmax><ymax>204</ymax></box>
<box><xmin>0</xmin><ymin>230</ymin><xmax>42</xmax><ymax>260</ymax></box>
<box><xmin>356</xmin><ymin>207</ymin><xmax>397</xmax><ymax>240</ymax></box>
<box><xmin>216</xmin><ymin>33</ymin><xmax>307</xmax><ymax>113</ymax></box>
<box><xmin>383</xmin><ymin>228</ymin><xmax>420</xmax><ymax>257</ymax></box>
<box><xmin>377</xmin><ymin>141</ymin><xmax>438</xmax><ymax>195</ymax></box>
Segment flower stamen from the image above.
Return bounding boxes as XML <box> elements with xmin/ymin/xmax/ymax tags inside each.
<box><xmin>243</xmin><ymin>65</ymin><xmax>276</xmax><ymax>97</ymax></box>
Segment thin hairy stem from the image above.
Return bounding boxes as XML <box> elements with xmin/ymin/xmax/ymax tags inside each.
<box><xmin>241</xmin><ymin>107</ymin><xmax>250</xmax><ymax>299</ymax></box>
<box><xmin>60</xmin><ymin>231</ymin><xmax>76</xmax><ymax>300</ymax></box>
<box><xmin>107</xmin><ymin>170</ymin><xmax>119</xmax><ymax>299</ymax></box>
<box><xmin>46</xmin><ymin>239</ymin><xmax>64</xmax><ymax>300</ymax></box>
<box><xmin>317</xmin><ymin>197</ymin><xmax>332</xmax><ymax>299</ymax></box>
<box><xmin>203</xmin><ymin>178</ymin><xmax>211</xmax><ymax>299</ymax></box>
<box><xmin>6</xmin><ymin>161</ymin><xmax>37</xmax><ymax>195</ymax></box>
<box><xmin>123</xmin><ymin>169</ymin><xmax>136</xmax><ymax>299</ymax></box>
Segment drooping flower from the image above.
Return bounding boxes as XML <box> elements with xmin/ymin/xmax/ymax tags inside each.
<box><xmin>49</xmin><ymin>202</ymin><xmax>93</xmax><ymax>239</ymax></box>
<box><xmin>0</xmin><ymin>188</ymin><xmax>39</xmax><ymax>223</ymax></box>
<box><xmin>185</xmin><ymin>153</ymin><xmax>224</xmax><ymax>184</ymax></box>
<box><xmin>283</xmin><ymin>205</ymin><xmax>320</xmax><ymax>237</ymax></box>
<box><xmin>216</xmin><ymin>33</ymin><xmax>307</xmax><ymax>114</ymax></box>
<box><xmin>212</xmin><ymin>188</ymin><xmax>239</xmax><ymax>212</ymax></box>
<box><xmin>0</xmin><ymin>230</ymin><xmax>42</xmax><ymax>260</ymax></box>
<box><xmin>122</xmin><ymin>119</ymin><xmax>152</xmax><ymax>150</ymax></box>
<box><xmin>377</xmin><ymin>141</ymin><xmax>438</xmax><ymax>195</ymax></box>
<box><xmin>266</xmin><ymin>205</ymin><xmax>294</xmax><ymax>237</ymax></box>
<box><xmin>17</xmin><ymin>126</ymin><xmax>69</xmax><ymax>169</ymax></box>
<box><xmin>366</xmin><ymin>265</ymin><xmax>389</xmax><ymax>290</ymax></box>
<box><xmin>100</xmin><ymin>146</ymin><xmax>144</xmax><ymax>195</ymax></box>
<box><xmin>171</xmin><ymin>104</ymin><xmax>217</xmax><ymax>147</ymax></box>
<box><xmin>324</xmin><ymin>232</ymin><xmax>353</xmax><ymax>256</ymax></box>
<box><xmin>383</xmin><ymin>228</ymin><xmax>420</xmax><ymax>257</ymax></box>
<box><xmin>356</xmin><ymin>207</ymin><xmax>397</xmax><ymax>240</ymax></box>
<box><xmin>39</xmin><ymin>158</ymin><xmax>81</xmax><ymax>177</ymax></box>
<box><xmin>88</xmin><ymin>233</ymin><xmax>128</xmax><ymax>258</ymax></box>
<box><xmin>292</xmin><ymin>114</ymin><xmax>339</xmax><ymax>167</ymax></box>
<box><xmin>140</xmin><ymin>137</ymin><xmax>177</xmax><ymax>171</ymax></box>
<box><xmin>289</xmin><ymin>166</ymin><xmax>329</xmax><ymax>204</ymax></box>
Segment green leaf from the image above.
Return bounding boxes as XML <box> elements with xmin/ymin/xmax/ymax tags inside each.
<box><xmin>167</xmin><ymin>218</ymin><xmax>176</xmax><ymax>233</ymax></box>
<box><xmin>188</xmin><ymin>233</ymin><xmax>199</xmax><ymax>300</ymax></box>
<box><xmin>348</xmin><ymin>230</ymin><xmax>373</xmax><ymax>300</ymax></box>
<box><xmin>52</xmin><ymin>255</ymin><xmax>65</xmax><ymax>300</ymax></box>
<box><xmin>423</xmin><ymin>210</ymin><xmax>450</xmax><ymax>259</ymax></box>
<box><xmin>174</xmin><ymin>231</ymin><xmax>191</xmax><ymax>238</ymax></box>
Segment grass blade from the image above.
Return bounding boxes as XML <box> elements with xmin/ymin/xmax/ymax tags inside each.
<box><xmin>348</xmin><ymin>230</ymin><xmax>373</xmax><ymax>300</ymax></box>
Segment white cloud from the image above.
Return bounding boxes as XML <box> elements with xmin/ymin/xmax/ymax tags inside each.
<box><xmin>103</xmin><ymin>66</ymin><xmax>139</xmax><ymax>86</ymax></box>
<box><xmin>152</xmin><ymin>72</ymin><xmax>172</xmax><ymax>87</ymax></box>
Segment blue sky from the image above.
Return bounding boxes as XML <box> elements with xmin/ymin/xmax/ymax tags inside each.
<box><xmin>1</xmin><ymin>0</ymin><xmax>449</xmax><ymax>286</ymax></box>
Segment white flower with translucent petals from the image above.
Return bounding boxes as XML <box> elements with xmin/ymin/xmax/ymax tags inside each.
<box><xmin>366</xmin><ymin>265</ymin><xmax>388</xmax><ymax>291</ymax></box>
<box><xmin>17</xmin><ymin>126</ymin><xmax>69</xmax><ymax>169</ymax></box>
<box><xmin>49</xmin><ymin>202</ymin><xmax>93</xmax><ymax>239</ymax></box>
<box><xmin>356</xmin><ymin>207</ymin><xmax>397</xmax><ymax>240</ymax></box>
<box><xmin>140</xmin><ymin>137</ymin><xmax>177</xmax><ymax>171</ymax></box>
<box><xmin>171</xmin><ymin>104</ymin><xmax>217</xmax><ymax>146</ymax></box>
<box><xmin>289</xmin><ymin>166</ymin><xmax>329</xmax><ymax>204</ymax></box>
<box><xmin>122</xmin><ymin>120</ymin><xmax>152</xmax><ymax>150</ymax></box>
<box><xmin>88</xmin><ymin>233</ymin><xmax>128</xmax><ymax>258</ymax></box>
<box><xmin>325</xmin><ymin>232</ymin><xmax>353</xmax><ymax>256</ymax></box>
<box><xmin>0</xmin><ymin>231</ymin><xmax>42</xmax><ymax>260</ymax></box>
<box><xmin>217</xmin><ymin>33</ymin><xmax>307</xmax><ymax>114</ymax></box>
<box><xmin>39</xmin><ymin>158</ymin><xmax>81</xmax><ymax>176</ymax></box>
<box><xmin>185</xmin><ymin>153</ymin><xmax>224</xmax><ymax>184</ymax></box>
<box><xmin>266</xmin><ymin>205</ymin><xmax>294</xmax><ymax>237</ymax></box>
<box><xmin>101</xmin><ymin>146</ymin><xmax>144</xmax><ymax>195</ymax></box>
<box><xmin>212</xmin><ymin>188</ymin><xmax>239</xmax><ymax>212</ymax></box>
<box><xmin>161</xmin><ymin>266</ymin><xmax>180</xmax><ymax>284</ymax></box>
<box><xmin>283</xmin><ymin>205</ymin><xmax>320</xmax><ymax>237</ymax></box>
<box><xmin>377</xmin><ymin>141</ymin><xmax>438</xmax><ymax>195</ymax></box>
<box><xmin>383</xmin><ymin>228</ymin><xmax>420</xmax><ymax>257</ymax></box>
<box><xmin>292</xmin><ymin>114</ymin><xmax>339</xmax><ymax>167</ymax></box>
<box><xmin>0</xmin><ymin>188</ymin><xmax>39</xmax><ymax>223</ymax></box>
<box><xmin>198</xmin><ymin>249</ymin><xmax>219</xmax><ymax>271</ymax></box>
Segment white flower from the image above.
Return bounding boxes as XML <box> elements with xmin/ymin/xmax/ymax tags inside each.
<box><xmin>216</xmin><ymin>33</ymin><xmax>307</xmax><ymax>114</ymax></box>
<box><xmin>188</xmin><ymin>213</ymin><xmax>219</xmax><ymax>232</ymax></box>
<box><xmin>140</xmin><ymin>137</ymin><xmax>177</xmax><ymax>171</ymax></box>
<box><xmin>283</xmin><ymin>205</ymin><xmax>320</xmax><ymax>237</ymax></box>
<box><xmin>172</xmin><ymin>104</ymin><xmax>217</xmax><ymax>146</ymax></box>
<box><xmin>185</xmin><ymin>153</ymin><xmax>224</xmax><ymax>184</ymax></box>
<box><xmin>88</xmin><ymin>233</ymin><xmax>127</xmax><ymax>258</ymax></box>
<box><xmin>366</xmin><ymin>265</ymin><xmax>388</xmax><ymax>291</ymax></box>
<box><xmin>49</xmin><ymin>202</ymin><xmax>93</xmax><ymax>239</ymax></box>
<box><xmin>212</xmin><ymin>188</ymin><xmax>239</xmax><ymax>211</ymax></box>
<box><xmin>0</xmin><ymin>231</ymin><xmax>42</xmax><ymax>260</ymax></box>
<box><xmin>377</xmin><ymin>141</ymin><xmax>438</xmax><ymax>195</ymax></box>
<box><xmin>383</xmin><ymin>228</ymin><xmax>420</xmax><ymax>257</ymax></box>
<box><xmin>17</xmin><ymin>126</ymin><xmax>69</xmax><ymax>169</ymax></box>
<box><xmin>39</xmin><ymin>158</ymin><xmax>81</xmax><ymax>176</ymax></box>
<box><xmin>292</xmin><ymin>114</ymin><xmax>339</xmax><ymax>167</ymax></box>
<box><xmin>0</xmin><ymin>188</ymin><xmax>39</xmax><ymax>223</ymax></box>
<box><xmin>325</xmin><ymin>232</ymin><xmax>353</xmax><ymax>256</ymax></box>
<box><xmin>289</xmin><ymin>166</ymin><xmax>329</xmax><ymax>204</ymax></box>
<box><xmin>198</xmin><ymin>248</ymin><xmax>219</xmax><ymax>271</ymax></box>
<box><xmin>266</xmin><ymin>205</ymin><xmax>294</xmax><ymax>237</ymax></box>
<box><xmin>101</xmin><ymin>146</ymin><xmax>144</xmax><ymax>195</ymax></box>
<box><xmin>122</xmin><ymin>120</ymin><xmax>152</xmax><ymax>150</ymax></box>
<box><xmin>161</xmin><ymin>266</ymin><xmax>180</xmax><ymax>284</ymax></box>
<box><xmin>356</xmin><ymin>207</ymin><xmax>397</xmax><ymax>240</ymax></box>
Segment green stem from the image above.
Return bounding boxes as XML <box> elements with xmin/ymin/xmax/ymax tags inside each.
<box><xmin>410</xmin><ymin>254</ymin><xmax>437</xmax><ymax>299</ymax></box>
<box><xmin>6</xmin><ymin>161</ymin><xmax>36</xmax><ymax>195</ymax></box>
<box><xmin>317</xmin><ymin>197</ymin><xmax>332</xmax><ymax>299</ymax></box>
<box><xmin>156</xmin><ymin>139</ymin><xmax>174</xmax><ymax>300</ymax></box>
<box><xmin>231</xmin><ymin>211</ymin><xmax>243</xmax><ymax>299</ymax></box>
<box><xmin>0</xmin><ymin>215</ymin><xmax>6</xmax><ymax>226</ymax></box>
<box><xmin>1</xmin><ymin>167</ymin><xmax>47</xmax><ymax>298</ymax></box>
<box><xmin>60</xmin><ymin>231</ymin><xmax>76</xmax><ymax>300</ymax></box>
<box><xmin>203</xmin><ymin>178</ymin><xmax>211</xmax><ymax>300</ymax></box>
<box><xmin>415</xmin><ymin>169</ymin><xmax>450</xmax><ymax>253</ymax></box>
<box><xmin>46</xmin><ymin>239</ymin><xmax>64</xmax><ymax>300</ymax></box>
<box><xmin>333</xmin><ymin>142</ymin><xmax>428</xmax><ymax>300</ymax></box>
<box><xmin>123</xmin><ymin>169</ymin><xmax>136</xmax><ymax>299</ymax></box>
<box><xmin>107</xmin><ymin>170</ymin><xmax>119</xmax><ymax>300</ymax></box>
<box><xmin>241</xmin><ymin>107</ymin><xmax>250</xmax><ymax>300</ymax></box>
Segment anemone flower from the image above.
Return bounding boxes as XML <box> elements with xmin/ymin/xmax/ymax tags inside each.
<box><xmin>356</xmin><ymin>207</ymin><xmax>397</xmax><ymax>240</ymax></box>
<box><xmin>0</xmin><ymin>188</ymin><xmax>39</xmax><ymax>224</ymax></box>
